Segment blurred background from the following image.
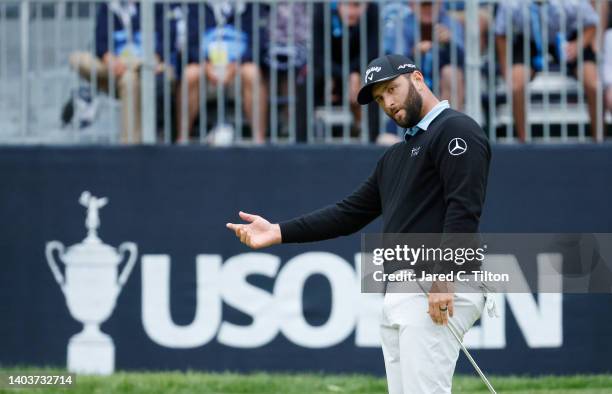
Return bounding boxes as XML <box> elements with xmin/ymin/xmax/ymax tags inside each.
<box><xmin>2</xmin><ymin>0</ymin><xmax>612</xmax><ymax>144</ymax></box>
<box><xmin>1</xmin><ymin>0</ymin><xmax>611</xmax><ymax>386</ymax></box>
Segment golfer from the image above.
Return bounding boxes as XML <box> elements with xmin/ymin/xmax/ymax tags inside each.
<box><xmin>227</xmin><ymin>54</ymin><xmax>491</xmax><ymax>394</ymax></box>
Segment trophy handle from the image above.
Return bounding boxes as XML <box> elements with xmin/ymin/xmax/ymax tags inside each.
<box><xmin>45</xmin><ymin>241</ymin><xmax>66</xmax><ymax>291</ymax></box>
<box><xmin>117</xmin><ymin>242</ymin><xmax>138</xmax><ymax>290</ymax></box>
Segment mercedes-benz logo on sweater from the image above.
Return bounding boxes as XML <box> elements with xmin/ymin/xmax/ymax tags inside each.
<box><xmin>448</xmin><ymin>138</ymin><xmax>467</xmax><ymax>156</ymax></box>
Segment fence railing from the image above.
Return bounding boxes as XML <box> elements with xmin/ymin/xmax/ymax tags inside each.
<box><xmin>0</xmin><ymin>0</ymin><xmax>609</xmax><ymax>145</ymax></box>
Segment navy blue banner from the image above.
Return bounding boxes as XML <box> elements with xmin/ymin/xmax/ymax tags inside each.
<box><xmin>1</xmin><ymin>145</ymin><xmax>611</xmax><ymax>375</ymax></box>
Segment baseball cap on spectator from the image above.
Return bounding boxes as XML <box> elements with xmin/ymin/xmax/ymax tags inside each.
<box><xmin>357</xmin><ymin>54</ymin><xmax>420</xmax><ymax>105</ymax></box>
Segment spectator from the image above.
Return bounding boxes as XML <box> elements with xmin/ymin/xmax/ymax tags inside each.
<box><xmin>69</xmin><ymin>0</ymin><xmax>175</xmax><ymax>143</ymax></box>
<box><xmin>444</xmin><ymin>1</ymin><xmax>492</xmax><ymax>54</ymax></box>
<box><xmin>383</xmin><ymin>1</ymin><xmax>465</xmax><ymax>110</ymax></box>
<box><xmin>179</xmin><ymin>2</ymin><xmax>267</xmax><ymax>144</ymax></box>
<box><xmin>261</xmin><ymin>2</ymin><xmax>310</xmax><ymax>141</ymax></box>
<box><xmin>312</xmin><ymin>1</ymin><xmax>379</xmax><ymax>140</ymax></box>
<box><xmin>601</xmin><ymin>1</ymin><xmax>612</xmax><ymax>117</ymax></box>
<box><xmin>262</xmin><ymin>3</ymin><xmax>309</xmax><ymax>71</ymax></box>
<box><xmin>495</xmin><ymin>0</ymin><xmax>601</xmax><ymax>142</ymax></box>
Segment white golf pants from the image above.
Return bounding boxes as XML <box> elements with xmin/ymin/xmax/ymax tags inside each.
<box><xmin>380</xmin><ymin>283</ymin><xmax>485</xmax><ymax>394</ymax></box>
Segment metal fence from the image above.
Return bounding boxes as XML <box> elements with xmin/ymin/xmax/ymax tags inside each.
<box><xmin>0</xmin><ymin>0</ymin><xmax>609</xmax><ymax>145</ymax></box>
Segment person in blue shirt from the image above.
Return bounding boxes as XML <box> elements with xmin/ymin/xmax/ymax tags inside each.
<box><xmin>383</xmin><ymin>1</ymin><xmax>465</xmax><ymax>110</ymax></box>
<box><xmin>69</xmin><ymin>0</ymin><xmax>176</xmax><ymax>143</ymax></box>
<box><xmin>495</xmin><ymin>0</ymin><xmax>601</xmax><ymax>142</ymax></box>
<box><xmin>260</xmin><ymin>2</ymin><xmax>310</xmax><ymax>142</ymax></box>
<box><xmin>178</xmin><ymin>2</ymin><xmax>268</xmax><ymax>144</ymax></box>
<box><xmin>312</xmin><ymin>1</ymin><xmax>380</xmax><ymax>141</ymax></box>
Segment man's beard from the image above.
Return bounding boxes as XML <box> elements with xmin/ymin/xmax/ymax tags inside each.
<box><xmin>393</xmin><ymin>79</ymin><xmax>423</xmax><ymax>129</ymax></box>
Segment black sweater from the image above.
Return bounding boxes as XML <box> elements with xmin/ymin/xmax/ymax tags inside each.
<box><xmin>280</xmin><ymin>108</ymin><xmax>491</xmax><ymax>274</ymax></box>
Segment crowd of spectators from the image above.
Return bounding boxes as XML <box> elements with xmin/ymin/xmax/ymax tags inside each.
<box><xmin>495</xmin><ymin>0</ymin><xmax>601</xmax><ymax>142</ymax></box>
<box><xmin>68</xmin><ymin>0</ymin><xmax>608</xmax><ymax>144</ymax></box>
<box><xmin>69</xmin><ymin>1</ymin><xmax>174</xmax><ymax>143</ymax></box>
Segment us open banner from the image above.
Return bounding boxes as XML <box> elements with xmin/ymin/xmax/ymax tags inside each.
<box><xmin>1</xmin><ymin>145</ymin><xmax>611</xmax><ymax>376</ymax></box>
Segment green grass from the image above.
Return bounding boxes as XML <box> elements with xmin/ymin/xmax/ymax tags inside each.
<box><xmin>0</xmin><ymin>368</ymin><xmax>611</xmax><ymax>393</ymax></box>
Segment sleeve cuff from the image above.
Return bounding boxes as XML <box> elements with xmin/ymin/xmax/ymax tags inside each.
<box><xmin>279</xmin><ymin>220</ymin><xmax>301</xmax><ymax>244</ymax></box>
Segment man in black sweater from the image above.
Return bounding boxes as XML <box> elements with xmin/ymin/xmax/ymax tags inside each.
<box><xmin>227</xmin><ymin>54</ymin><xmax>491</xmax><ymax>394</ymax></box>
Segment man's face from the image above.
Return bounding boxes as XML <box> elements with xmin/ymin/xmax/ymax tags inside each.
<box><xmin>411</xmin><ymin>1</ymin><xmax>438</xmax><ymax>25</ymax></box>
<box><xmin>338</xmin><ymin>2</ymin><xmax>367</xmax><ymax>26</ymax></box>
<box><xmin>371</xmin><ymin>74</ymin><xmax>423</xmax><ymax>129</ymax></box>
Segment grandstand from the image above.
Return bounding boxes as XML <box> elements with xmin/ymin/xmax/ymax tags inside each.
<box><xmin>0</xmin><ymin>0</ymin><xmax>609</xmax><ymax>145</ymax></box>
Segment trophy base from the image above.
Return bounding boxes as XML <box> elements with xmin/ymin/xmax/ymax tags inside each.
<box><xmin>67</xmin><ymin>330</ymin><xmax>115</xmax><ymax>375</ymax></box>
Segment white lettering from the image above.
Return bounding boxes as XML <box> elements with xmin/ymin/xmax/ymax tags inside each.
<box><xmin>364</xmin><ymin>66</ymin><xmax>382</xmax><ymax>83</ymax></box>
<box><xmin>139</xmin><ymin>252</ymin><xmax>563</xmax><ymax>351</ymax></box>
<box><xmin>354</xmin><ymin>253</ymin><xmax>383</xmax><ymax>347</ymax></box>
<box><xmin>142</xmin><ymin>254</ymin><xmax>222</xmax><ymax>348</ymax></box>
<box><xmin>217</xmin><ymin>253</ymin><xmax>281</xmax><ymax>348</ymax></box>
<box><xmin>464</xmin><ymin>254</ymin><xmax>563</xmax><ymax>349</ymax></box>
<box><xmin>275</xmin><ymin>252</ymin><xmax>356</xmax><ymax>348</ymax></box>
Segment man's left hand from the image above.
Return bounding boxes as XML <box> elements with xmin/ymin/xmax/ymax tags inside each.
<box><xmin>428</xmin><ymin>280</ymin><xmax>454</xmax><ymax>325</ymax></box>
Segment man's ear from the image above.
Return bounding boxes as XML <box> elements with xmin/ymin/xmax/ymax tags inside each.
<box><xmin>411</xmin><ymin>71</ymin><xmax>425</xmax><ymax>90</ymax></box>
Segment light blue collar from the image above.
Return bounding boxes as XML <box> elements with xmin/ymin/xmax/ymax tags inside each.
<box><xmin>404</xmin><ymin>100</ymin><xmax>450</xmax><ymax>140</ymax></box>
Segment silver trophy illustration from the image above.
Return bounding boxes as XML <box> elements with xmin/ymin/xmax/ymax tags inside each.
<box><xmin>45</xmin><ymin>191</ymin><xmax>137</xmax><ymax>375</ymax></box>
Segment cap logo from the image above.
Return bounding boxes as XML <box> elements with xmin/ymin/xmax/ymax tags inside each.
<box><xmin>398</xmin><ymin>63</ymin><xmax>416</xmax><ymax>70</ymax></box>
<box><xmin>365</xmin><ymin>66</ymin><xmax>382</xmax><ymax>83</ymax></box>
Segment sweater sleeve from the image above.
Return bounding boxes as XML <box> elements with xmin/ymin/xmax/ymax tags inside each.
<box><xmin>430</xmin><ymin>114</ymin><xmax>491</xmax><ymax>274</ymax></box>
<box><xmin>279</xmin><ymin>162</ymin><xmax>383</xmax><ymax>243</ymax></box>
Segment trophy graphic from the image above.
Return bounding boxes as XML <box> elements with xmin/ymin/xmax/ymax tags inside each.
<box><xmin>45</xmin><ymin>191</ymin><xmax>137</xmax><ymax>375</ymax></box>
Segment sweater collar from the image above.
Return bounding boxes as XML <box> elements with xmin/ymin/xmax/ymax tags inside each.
<box><xmin>404</xmin><ymin>100</ymin><xmax>450</xmax><ymax>140</ymax></box>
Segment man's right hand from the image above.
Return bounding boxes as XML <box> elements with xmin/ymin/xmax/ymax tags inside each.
<box><xmin>226</xmin><ymin>211</ymin><xmax>282</xmax><ymax>249</ymax></box>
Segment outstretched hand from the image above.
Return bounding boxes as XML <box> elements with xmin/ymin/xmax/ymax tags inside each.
<box><xmin>226</xmin><ymin>211</ymin><xmax>282</xmax><ymax>249</ymax></box>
